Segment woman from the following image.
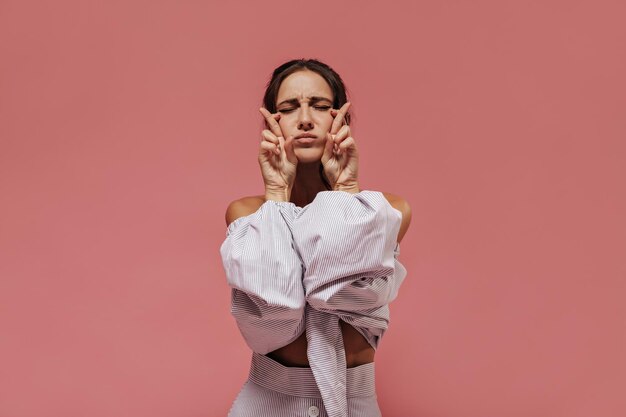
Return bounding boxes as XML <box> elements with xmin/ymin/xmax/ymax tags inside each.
<box><xmin>220</xmin><ymin>58</ymin><xmax>411</xmax><ymax>417</ymax></box>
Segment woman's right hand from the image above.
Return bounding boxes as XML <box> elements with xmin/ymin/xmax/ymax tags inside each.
<box><xmin>258</xmin><ymin>108</ymin><xmax>298</xmax><ymax>198</ymax></box>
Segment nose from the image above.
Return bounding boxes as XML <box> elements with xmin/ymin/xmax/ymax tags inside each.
<box><xmin>297</xmin><ymin>106</ymin><xmax>314</xmax><ymax>130</ymax></box>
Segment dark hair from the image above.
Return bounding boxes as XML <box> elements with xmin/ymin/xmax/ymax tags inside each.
<box><xmin>260</xmin><ymin>58</ymin><xmax>354</xmax><ymax>191</ymax></box>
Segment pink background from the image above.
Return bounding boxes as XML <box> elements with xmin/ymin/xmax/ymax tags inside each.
<box><xmin>1</xmin><ymin>1</ymin><xmax>625</xmax><ymax>416</ymax></box>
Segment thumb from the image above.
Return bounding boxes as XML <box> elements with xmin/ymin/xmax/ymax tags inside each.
<box><xmin>284</xmin><ymin>135</ymin><xmax>298</xmax><ymax>164</ymax></box>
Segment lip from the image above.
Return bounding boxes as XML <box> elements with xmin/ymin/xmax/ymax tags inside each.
<box><xmin>294</xmin><ymin>133</ymin><xmax>317</xmax><ymax>140</ymax></box>
<box><xmin>294</xmin><ymin>137</ymin><xmax>315</xmax><ymax>144</ymax></box>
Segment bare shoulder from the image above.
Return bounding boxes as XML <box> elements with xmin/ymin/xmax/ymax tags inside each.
<box><xmin>381</xmin><ymin>191</ymin><xmax>412</xmax><ymax>244</ymax></box>
<box><xmin>224</xmin><ymin>195</ymin><xmax>266</xmax><ymax>227</ymax></box>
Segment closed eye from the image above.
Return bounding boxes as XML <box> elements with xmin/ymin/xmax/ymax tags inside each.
<box><xmin>278</xmin><ymin>106</ymin><xmax>330</xmax><ymax>114</ymax></box>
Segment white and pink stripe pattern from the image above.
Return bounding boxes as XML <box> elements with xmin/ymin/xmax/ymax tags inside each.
<box><xmin>226</xmin><ymin>352</ymin><xmax>381</xmax><ymax>417</ymax></box>
<box><xmin>221</xmin><ymin>200</ymin><xmax>305</xmax><ymax>354</ymax></box>
<box><xmin>220</xmin><ymin>190</ymin><xmax>407</xmax><ymax>417</ymax></box>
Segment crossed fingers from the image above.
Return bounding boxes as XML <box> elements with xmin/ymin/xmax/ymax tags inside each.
<box><xmin>329</xmin><ymin>102</ymin><xmax>354</xmax><ymax>155</ymax></box>
<box><xmin>259</xmin><ymin>107</ymin><xmax>284</xmax><ymax>138</ymax></box>
<box><xmin>259</xmin><ymin>107</ymin><xmax>284</xmax><ymax>155</ymax></box>
<box><xmin>329</xmin><ymin>102</ymin><xmax>351</xmax><ymax>135</ymax></box>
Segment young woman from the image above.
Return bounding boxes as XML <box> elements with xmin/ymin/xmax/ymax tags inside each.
<box><xmin>220</xmin><ymin>58</ymin><xmax>411</xmax><ymax>417</ymax></box>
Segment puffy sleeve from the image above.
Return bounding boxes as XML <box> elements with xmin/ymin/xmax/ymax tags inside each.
<box><xmin>292</xmin><ymin>190</ymin><xmax>407</xmax><ymax>314</ymax></box>
<box><xmin>219</xmin><ymin>200</ymin><xmax>305</xmax><ymax>354</ymax></box>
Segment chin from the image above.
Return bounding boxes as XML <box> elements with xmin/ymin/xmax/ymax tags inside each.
<box><xmin>294</xmin><ymin>148</ymin><xmax>323</xmax><ymax>163</ymax></box>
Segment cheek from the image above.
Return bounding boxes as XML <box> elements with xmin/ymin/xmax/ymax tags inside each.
<box><xmin>320</xmin><ymin>114</ymin><xmax>334</xmax><ymax>130</ymax></box>
<box><xmin>277</xmin><ymin>119</ymin><xmax>288</xmax><ymax>133</ymax></box>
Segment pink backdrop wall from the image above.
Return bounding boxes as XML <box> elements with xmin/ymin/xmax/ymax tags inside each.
<box><xmin>1</xmin><ymin>1</ymin><xmax>624</xmax><ymax>416</ymax></box>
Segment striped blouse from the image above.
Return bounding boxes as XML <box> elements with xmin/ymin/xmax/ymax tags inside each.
<box><xmin>220</xmin><ymin>190</ymin><xmax>407</xmax><ymax>417</ymax></box>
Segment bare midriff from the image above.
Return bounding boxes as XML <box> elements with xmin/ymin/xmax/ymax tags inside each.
<box><xmin>265</xmin><ymin>319</ymin><xmax>375</xmax><ymax>368</ymax></box>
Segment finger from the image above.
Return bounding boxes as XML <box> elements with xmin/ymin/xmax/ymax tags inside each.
<box><xmin>338</xmin><ymin>136</ymin><xmax>356</xmax><ymax>153</ymax></box>
<box><xmin>261</xmin><ymin>130</ymin><xmax>281</xmax><ymax>155</ymax></box>
<box><xmin>260</xmin><ymin>140</ymin><xmax>280</xmax><ymax>156</ymax></box>
<box><xmin>259</xmin><ymin>107</ymin><xmax>284</xmax><ymax>138</ymax></box>
<box><xmin>277</xmin><ymin>135</ymin><xmax>285</xmax><ymax>155</ymax></box>
<box><xmin>332</xmin><ymin>125</ymin><xmax>351</xmax><ymax>143</ymax></box>
<box><xmin>332</xmin><ymin>127</ymin><xmax>353</xmax><ymax>156</ymax></box>
<box><xmin>283</xmin><ymin>135</ymin><xmax>298</xmax><ymax>164</ymax></box>
<box><xmin>260</xmin><ymin>141</ymin><xmax>274</xmax><ymax>152</ymax></box>
<box><xmin>322</xmin><ymin>132</ymin><xmax>335</xmax><ymax>162</ymax></box>
<box><xmin>330</xmin><ymin>102</ymin><xmax>351</xmax><ymax>135</ymax></box>
<box><xmin>261</xmin><ymin>129</ymin><xmax>280</xmax><ymax>145</ymax></box>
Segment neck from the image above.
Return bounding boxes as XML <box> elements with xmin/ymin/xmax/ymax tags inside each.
<box><xmin>290</xmin><ymin>162</ymin><xmax>329</xmax><ymax>207</ymax></box>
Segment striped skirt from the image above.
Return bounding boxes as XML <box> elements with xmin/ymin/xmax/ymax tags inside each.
<box><xmin>227</xmin><ymin>351</ymin><xmax>382</xmax><ymax>417</ymax></box>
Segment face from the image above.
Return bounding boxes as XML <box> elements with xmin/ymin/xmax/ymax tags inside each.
<box><xmin>275</xmin><ymin>70</ymin><xmax>335</xmax><ymax>163</ymax></box>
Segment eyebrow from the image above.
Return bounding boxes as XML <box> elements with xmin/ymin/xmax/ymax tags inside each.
<box><xmin>277</xmin><ymin>96</ymin><xmax>333</xmax><ymax>106</ymax></box>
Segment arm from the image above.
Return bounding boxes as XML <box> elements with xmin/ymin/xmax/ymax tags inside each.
<box><xmin>292</xmin><ymin>190</ymin><xmax>408</xmax><ymax>313</ymax></box>
<box><xmin>219</xmin><ymin>199</ymin><xmax>305</xmax><ymax>354</ymax></box>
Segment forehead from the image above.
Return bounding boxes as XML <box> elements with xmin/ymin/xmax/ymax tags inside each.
<box><xmin>276</xmin><ymin>70</ymin><xmax>333</xmax><ymax>102</ymax></box>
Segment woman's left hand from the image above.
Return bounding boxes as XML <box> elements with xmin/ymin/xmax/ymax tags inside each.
<box><xmin>322</xmin><ymin>102</ymin><xmax>360</xmax><ymax>192</ymax></box>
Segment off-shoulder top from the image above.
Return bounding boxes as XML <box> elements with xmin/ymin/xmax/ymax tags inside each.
<box><xmin>219</xmin><ymin>190</ymin><xmax>407</xmax><ymax>417</ymax></box>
